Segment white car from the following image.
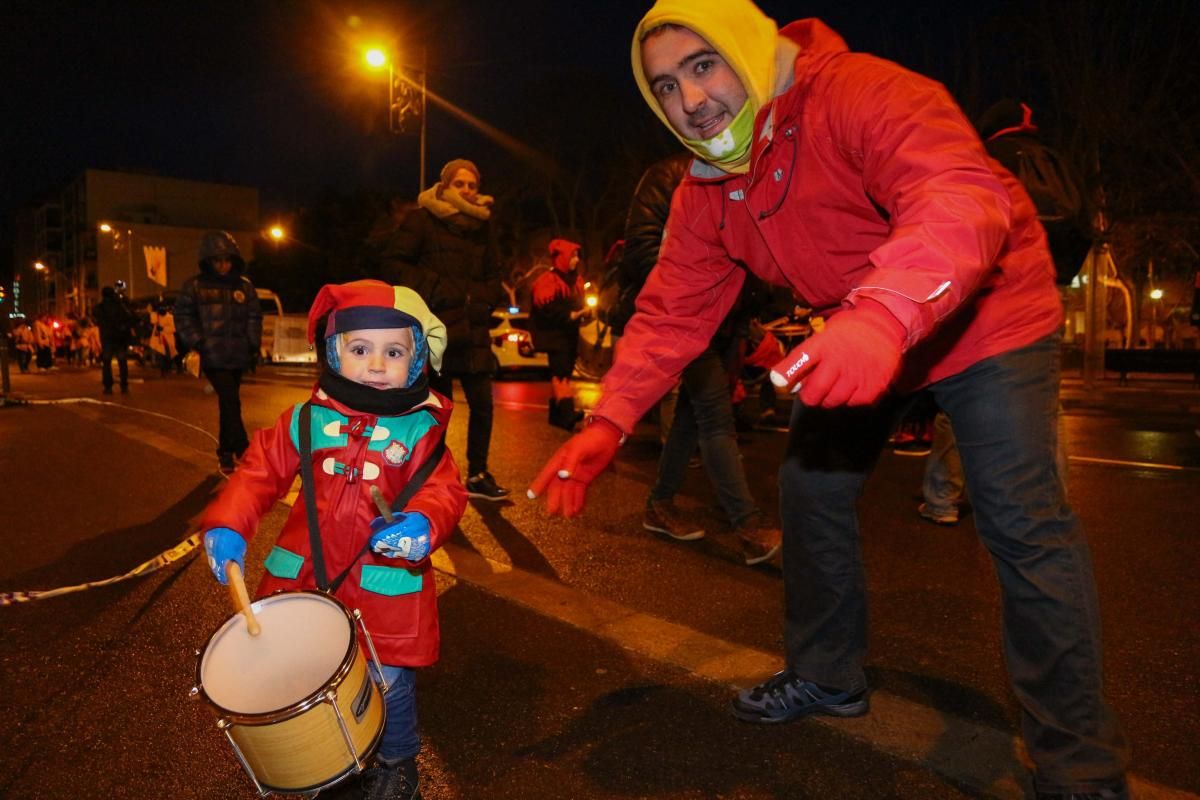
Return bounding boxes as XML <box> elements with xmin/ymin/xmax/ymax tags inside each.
<box><xmin>489</xmin><ymin>308</ymin><xmax>548</xmax><ymax>372</ymax></box>
<box><xmin>257</xmin><ymin>289</ymin><xmax>316</xmax><ymax>364</ymax></box>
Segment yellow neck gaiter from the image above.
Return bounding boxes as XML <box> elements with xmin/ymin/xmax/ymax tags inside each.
<box><xmin>632</xmin><ymin>0</ymin><xmax>778</xmax><ymax>175</ymax></box>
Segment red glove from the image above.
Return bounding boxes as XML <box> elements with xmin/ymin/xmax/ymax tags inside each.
<box><xmin>527</xmin><ymin>416</ymin><xmax>624</xmax><ymax>517</ymax></box>
<box><xmin>769</xmin><ymin>299</ymin><xmax>906</xmax><ymax>408</ymax></box>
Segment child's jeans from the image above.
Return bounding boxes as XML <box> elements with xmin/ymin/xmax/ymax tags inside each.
<box><xmin>372</xmin><ymin>664</ymin><xmax>418</xmax><ymax>762</ymax></box>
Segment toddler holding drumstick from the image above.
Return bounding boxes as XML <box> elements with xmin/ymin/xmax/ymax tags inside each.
<box><xmin>200</xmin><ymin>279</ymin><xmax>467</xmax><ymax>800</ymax></box>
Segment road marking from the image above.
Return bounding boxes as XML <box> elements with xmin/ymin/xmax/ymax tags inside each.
<box><xmin>1068</xmin><ymin>454</ymin><xmax>1196</xmax><ymax>472</ymax></box>
<box><xmin>428</xmin><ymin>542</ymin><xmax>1196</xmax><ymax>800</ymax></box>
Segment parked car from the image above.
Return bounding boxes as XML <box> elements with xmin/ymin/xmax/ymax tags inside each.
<box><xmin>256</xmin><ymin>289</ymin><xmax>315</xmax><ymax>365</ymax></box>
<box><xmin>489</xmin><ymin>307</ymin><xmax>548</xmax><ymax>373</ymax></box>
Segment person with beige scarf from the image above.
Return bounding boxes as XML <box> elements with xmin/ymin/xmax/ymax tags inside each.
<box><xmin>381</xmin><ymin>159</ymin><xmax>510</xmax><ymax>500</ymax></box>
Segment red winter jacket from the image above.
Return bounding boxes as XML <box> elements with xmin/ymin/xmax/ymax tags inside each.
<box><xmin>200</xmin><ymin>386</ymin><xmax>467</xmax><ymax>667</ymax></box>
<box><xmin>595</xmin><ymin>19</ymin><xmax>1062</xmax><ymax>433</ymax></box>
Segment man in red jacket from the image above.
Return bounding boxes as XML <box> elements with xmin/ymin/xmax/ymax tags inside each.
<box><xmin>530</xmin><ymin>1</ymin><xmax>1128</xmax><ymax>797</ymax></box>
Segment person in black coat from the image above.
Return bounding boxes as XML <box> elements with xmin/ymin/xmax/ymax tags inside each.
<box><xmin>616</xmin><ymin>152</ymin><xmax>781</xmax><ymax>564</ymax></box>
<box><xmin>380</xmin><ymin>159</ymin><xmax>509</xmax><ymax>500</ymax></box>
<box><xmin>93</xmin><ymin>286</ymin><xmax>134</xmax><ymax>394</ymax></box>
<box><xmin>175</xmin><ymin>231</ymin><xmax>262</xmax><ymax>474</ymax></box>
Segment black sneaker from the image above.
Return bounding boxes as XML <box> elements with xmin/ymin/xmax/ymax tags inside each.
<box><xmin>732</xmin><ymin>670</ymin><xmax>869</xmax><ymax>724</ymax></box>
<box><xmin>466</xmin><ymin>471</ymin><xmax>509</xmax><ymax>500</ymax></box>
<box><xmin>361</xmin><ymin>758</ymin><xmax>420</xmax><ymax>800</ymax></box>
<box><xmin>217</xmin><ymin>452</ymin><xmax>236</xmax><ymax>476</ymax></box>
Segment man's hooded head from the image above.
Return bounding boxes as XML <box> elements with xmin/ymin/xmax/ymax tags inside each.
<box><xmin>632</xmin><ymin>0</ymin><xmax>778</xmax><ymax>174</ymax></box>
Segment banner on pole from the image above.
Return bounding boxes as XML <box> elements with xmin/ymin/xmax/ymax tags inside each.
<box><xmin>144</xmin><ymin>246</ymin><xmax>168</xmax><ymax>287</ymax></box>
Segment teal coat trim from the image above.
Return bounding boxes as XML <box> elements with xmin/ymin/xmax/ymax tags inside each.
<box><xmin>360</xmin><ymin>564</ymin><xmax>424</xmax><ymax>596</ymax></box>
<box><xmin>263</xmin><ymin>546</ymin><xmax>304</xmax><ymax>580</ymax></box>
<box><xmin>288</xmin><ymin>402</ymin><xmax>439</xmax><ymax>462</ymax></box>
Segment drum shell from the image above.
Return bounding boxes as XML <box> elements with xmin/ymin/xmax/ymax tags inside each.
<box><xmin>195</xmin><ymin>591</ymin><xmax>385</xmax><ymax>795</ymax></box>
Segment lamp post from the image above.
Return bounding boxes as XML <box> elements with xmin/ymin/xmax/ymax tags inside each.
<box><xmin>98</xmin><ymin>223</ymin><xmax>136</xmax><ymax>297</ymax></box>
<box><xmin>33</xmin><ymin>261</ymin><xmax>49</xmax><ymax>314</ymax></box>
<box><xmin>366</xmin><ymin>46</ymin><xmax>427</xmax><ymax>194</ymax></box>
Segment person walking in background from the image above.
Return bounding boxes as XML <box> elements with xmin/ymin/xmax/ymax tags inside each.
<box><xmin>93</xmin><ymin>286</ymin><xmax>133</xmax><ymax>395</ymax></box>
<box><xmin>32</xmin><ymin>313</ymin><xmax>54</xmax><ymax>371</ymax></box>
<box><xmin>530</xmin><ymin>238</ymin><xmax>590</xmax><ymax>431</ymax></box>
<box><xmin>175</xmin><ymin>231</ymin><xmax>262</xmax><ymax>475</ymax></box>
<box><xmin>615</xmin><ymin>153</ymin><xmax>782</xmax><ymax>563</ymax></box>
<box><xmin>149</xmin><ymin>302</ymin><xmax>178</xmax><ymax>375</ymax></box>
<box><xmin>12</xmin><ymin>320</ymin><xmax>34</xmax><ymax>373</ymax></box>
<box><xmin>530</xmin><ymin>2</ymin><xmax>1128</xmax><ymax>797</ymax></box>
<box><xmin>918</xmin><ymin>409</ymin><xmax>964</xmax><ymax>525</ymax></box>
<box><xmin>381</xmin><ymin>158</ymin><xmax>510</xmax><ymax>500</ymax></box>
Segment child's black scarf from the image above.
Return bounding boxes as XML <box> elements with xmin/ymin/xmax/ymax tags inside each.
<box><xmin>317</xmin><ymin>367</ymin><xmax>432</xmax><ymax>417</ymax></box>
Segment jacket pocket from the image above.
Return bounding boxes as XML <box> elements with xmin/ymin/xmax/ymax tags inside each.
<box><xmin>360</xmin><ymin>564</ymin><xmax>424</xmax><ymax>596</ymax></box>
<box><xmin>263</xmin><ymin>546</ymin><xmax>304</xmax><ymax>580</ymax></box>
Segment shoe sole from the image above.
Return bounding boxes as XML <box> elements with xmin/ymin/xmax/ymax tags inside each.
<box><xmin>919</xmin><ymin>513</ymin><xmax>959</xmax><ymax>526</ymax></box>
<box><xmin>643</xmin><ymin>522</ymin><xmax>705</xmax><ymax>542</ymax></box>
<box><xmin>467</xmin><ymin>491</ymin><xmax>509</xmax><ymax>501</ymax></box>
<box><xmin>731</xmin><ymin>696</ymin><xmax>869</xmax><ymax>724</ymax></box>
<box><xmin>742</xmin><ymin>541</ymin><xmax>782</xmax><ymax>566</ymax></box>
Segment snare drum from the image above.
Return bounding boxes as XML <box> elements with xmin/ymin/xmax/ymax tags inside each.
<box><xmin>193</xmin><ymin>591</ymin><xmax>385</xmax><ymax>796</ymax></box>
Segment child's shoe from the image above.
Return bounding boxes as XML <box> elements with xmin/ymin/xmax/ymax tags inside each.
<box><xmin>361</xmin><ymin>757</ymin><xmax>420</xmax><ymax>800</ymax></box>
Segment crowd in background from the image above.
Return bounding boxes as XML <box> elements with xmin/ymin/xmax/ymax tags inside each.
<box><xmin>5</xmin><ymin>295</ymin><xmax>184</xmax><ymax>377</ymax></box>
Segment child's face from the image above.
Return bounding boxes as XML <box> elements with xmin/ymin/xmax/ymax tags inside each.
<box><xmin>336</xmin><ymin>327</ymin><xmax>416</xmax><ymax>390</ymax></box>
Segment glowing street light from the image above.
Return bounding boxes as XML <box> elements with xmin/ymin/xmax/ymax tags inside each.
<box><xmin>364</xmin><ymin>48</ymin><xmax>387</xmax><ymax>69</ymax></box>
<box><xmin>1149</xmin><ymin>288</ymin><xmax>1164</xmax><ymax>300</ymax></box>
<box><xmin>34</xmin><ymin>261</ymin><xmax>46</xmax><ymax>271</ymax></box>
<box><xmin>363</xmin><ymin>43</ymin><xmax>427</xmax><ymax>192</ymax></box>
<box><xmin>98</xmin><ymin>223</ymin><xmax>135</xmax><ymax>294</ymax></box>
<box><xmin>268</xmin><ymin>225</ymin><xmax>286</xmax><ymax>242</ymax></box>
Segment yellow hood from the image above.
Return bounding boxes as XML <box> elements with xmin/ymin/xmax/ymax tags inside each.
<box><xmin>631</xmin><ymin>0</ymin><xmax>778</xmax><ymax>171</ymax></box>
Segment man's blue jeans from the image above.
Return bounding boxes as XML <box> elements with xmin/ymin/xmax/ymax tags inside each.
<box><xmin>650</xmin><ymin>347</ymin><xmax>759</xmax><ymax>527</ymax></box>
<box><xmin>779</xmin><ymin>335</ymin><xmax>1127</xmax><ymax>791</ymax></box>
<box><xmin>372</xmin><ymin>664</ymin><xmax>419</xmax><ymax>762</ymax></box>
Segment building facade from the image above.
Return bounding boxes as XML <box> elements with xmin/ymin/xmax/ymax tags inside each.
<box><xmin>14</xmin><ymin>169</ymin><xmax>259</xmax><ymax>316</ymax></box>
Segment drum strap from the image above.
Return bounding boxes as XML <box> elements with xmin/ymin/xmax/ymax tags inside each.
<box><xmin>298</xmin><ymin>401</ymin><xmax>448</xmax><ymax>595</ymax></box>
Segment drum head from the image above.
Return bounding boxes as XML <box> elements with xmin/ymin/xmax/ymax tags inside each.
<box><xmin>201</xmin><ymin>592</ymin><xmax>352</xmax><ymax>715</ymax></box>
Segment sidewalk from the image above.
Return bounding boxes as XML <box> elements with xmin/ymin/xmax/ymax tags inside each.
<box><xmin>1059</xmin><ymin>371</ymin><xmax>1200</xmax><ymax>414</ymax></box>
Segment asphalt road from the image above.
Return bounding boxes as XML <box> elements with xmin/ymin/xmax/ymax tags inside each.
<box><xmin>2</xmin><ymin>363</ymin><xmax>1198</xmax><ymax>800</ymax></box>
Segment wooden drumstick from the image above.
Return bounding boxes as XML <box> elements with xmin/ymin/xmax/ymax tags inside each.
<box><xmin>224</xmin><ymin>562</ymin><xmax>261</xmax><ymax>636</ymax></box>
<box><xmin>370</xmin><ymin>486</ymin><xmax>395</xmax><ymax>523</ymax></box>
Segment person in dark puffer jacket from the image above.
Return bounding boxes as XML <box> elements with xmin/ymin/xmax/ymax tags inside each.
<box><xmin>380</xmin><ymin>159</ymin><xmax>509</xmax><ymax>500</ymax></box>
<box><xmin>175</xmin><ymin>231</ymin><xmax>262</xmax><ymax>474</ymax></box>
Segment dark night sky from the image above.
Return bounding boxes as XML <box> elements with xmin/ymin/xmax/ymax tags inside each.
<box><xmin>1</xmin><ymin>0</ymin><xmax>1008</xmax><ymax>273</ymax></box>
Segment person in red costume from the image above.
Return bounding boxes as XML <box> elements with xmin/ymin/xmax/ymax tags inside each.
<box><xmin>530</xmin><ymin>238</ymin><xmax>591</xmax><ymax>431</ymax></box>
<box><xmin>529</xmin><ymin>1</ymin><xmax>1129</xmax><ymax>797</ymax></box>
<box><xmin>200</xmin><ymin>279</ymin><xmax>466</xmax><ymax>800</ymax></box>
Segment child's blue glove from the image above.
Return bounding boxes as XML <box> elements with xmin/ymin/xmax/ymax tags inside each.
<box><xmin>369</xmin><ymin>512</ymin><xmax>431</xmax><ymax>562</ymax></box>
<box><xmin>203</xmin><ymin>527</ymin><xmax>246</xmax><ymax>585</ymax></box>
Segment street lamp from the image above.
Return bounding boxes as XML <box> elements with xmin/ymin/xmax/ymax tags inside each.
<box><xmin>364</xmin><ymin>45</ymin><xmax>427</xmax><ymax>193</ymax></box>
<box><xmin>98</xmin><ymin>223</ymin><xmax>135</xmax><ymax>296</ymax></box>
<box><xmin>33</xmin><ymin>261</ymin><xmax>49</xmax><ymax>314</ymax></box>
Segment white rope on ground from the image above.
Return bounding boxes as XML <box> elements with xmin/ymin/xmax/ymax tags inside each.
<box><xmin>0</xmin><ymin>397</ymin><xmax>225</xmax><ymax>605</ymax></box>
<box><xmin>0</xmin><ymin>534</ymin><xmax>202</xmax><ymax>606</ymax></box>
<box><xmin>24</xmin><ymin>396</ymin><xmax>218</xmax><ymax>443</ymax></box>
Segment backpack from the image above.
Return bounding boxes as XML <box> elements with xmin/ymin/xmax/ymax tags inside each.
<box><xmin>987</xmin><ymin>134</ymin><xmax>1094</xmax><ymax>284</ymax></box>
